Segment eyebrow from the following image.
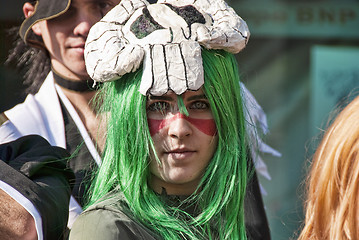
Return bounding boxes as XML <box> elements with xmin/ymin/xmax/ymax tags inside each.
<box><xmin>147</xmin><ymin>95</ymin><xmax>174</xmax><ymax>101</ymax></box>
<box><xmin>187</xmin><ymin>94</ymin><xmax>207</xmax><ymax>101</ymax></box>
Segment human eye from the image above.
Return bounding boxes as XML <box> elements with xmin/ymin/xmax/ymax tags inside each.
<box><xmin>189</xmin><ymin>101</ymin><xmax>210</xmax><ymax>110</ymax></box>
<box><xmin>97</xmin><ymin>0</ymin><xmax>117</xmax><ymax>16</ymax></box>
<box><xmin>147</xmin><ymin>101</ymin><xmax>170</xmax><ymax>115</ymax></box>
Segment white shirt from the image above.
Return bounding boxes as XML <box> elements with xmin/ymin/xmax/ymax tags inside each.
<box><xmin>0</xmin><ymin>72</ymin><xmax>102</xmax><ymax>238</ymax></box>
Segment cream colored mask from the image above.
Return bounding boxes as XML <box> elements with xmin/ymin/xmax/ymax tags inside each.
<box><xmin>85</xmin><ymin>0</ymin><xmax>250</xmax><ymax>95</ymax></box>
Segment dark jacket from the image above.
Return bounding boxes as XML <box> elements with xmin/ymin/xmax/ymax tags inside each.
<box><xmin>0</xmin><ymin>135</ymin><xmax>75</xmax><ymax>239</ymax></box>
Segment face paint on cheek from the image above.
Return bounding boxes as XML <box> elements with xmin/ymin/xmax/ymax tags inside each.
<box><xmin>185</xmin><ymin>117</ymin><xmax>217</xmax><ymax>136</ymax></box>
<box><xmin>148</xmin><ymin>118</ymin><xmax>163</xmax><ymax>136</ymax></box>
<box><xmin>147</xmin><ymin>113</ymin><xmax>217</xmax><ymax>136</ymax></box>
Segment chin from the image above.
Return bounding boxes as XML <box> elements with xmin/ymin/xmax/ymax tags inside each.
<box><xmin>167</xmin><ymin>173</ymin><xmax>196</xmax><ymax>184</ymax></box>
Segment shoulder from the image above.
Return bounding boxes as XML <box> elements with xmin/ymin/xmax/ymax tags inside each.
<box><xmin>0</xmin><ymin>72</ymin><xmax>54</xmax><ymax>129</ymax></box>
<box><xmin>0</xmin><ymin>94</ymin><xmax>38</xmax><ymax>144</ymax></box>
<box><xmin>2</xmin><ymin>72</ymin><xmax>56</xmax><ymax>124</ymax></box>
<box><xmin>69</xmin><ymin>196</ymin><xmax>158</xmax><ymax>240</ymax></box>
<box><xmin>0</xmin><ymin>74</ymin><xmax>63</xmax><ymax>145</ymax></box>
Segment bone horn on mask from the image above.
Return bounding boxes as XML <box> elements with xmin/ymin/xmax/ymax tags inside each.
<box><xmin>85</xmin><ymin>0</ymin><xmax>149</xmax><ymax>83</ymax></box>
<box><xmin>157</xmin><ymin>0</ymin><xmax>250</xmax><ymax>54</ymax></box>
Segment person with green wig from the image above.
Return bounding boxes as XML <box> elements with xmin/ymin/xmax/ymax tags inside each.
<box><xmin>70</xmin><ymin>0</ymin><xmax>275</xmax><ymax>239</ymax></box>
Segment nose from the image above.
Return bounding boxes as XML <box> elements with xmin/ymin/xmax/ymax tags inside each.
<box><xmin>167</xmin><ymin>114</ymin><xmax>192</xmax><ymax>140</ymax></box>
<box><xmin>73</xmin><ymin>11</ymin><xmax>98</xmax><ymax>37</ymax></box>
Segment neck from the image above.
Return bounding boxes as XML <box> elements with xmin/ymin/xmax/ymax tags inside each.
<box><xmin>52</xmin><ymin>69</ymin><xmax>99</xmax><ymax>92</ymax></box>
<box><xmin>149</xmin><ymin>174</ymin><xmax>199</xmax><ymax>196</ymax></box>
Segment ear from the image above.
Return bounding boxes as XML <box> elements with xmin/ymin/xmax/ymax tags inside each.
<box><xmin>23</xmin><ymin>2</ymin><xmax>35</xmax><ymax>18</ymax></box>
<box><xmin>23</xmin><ymin>2</ymin><xmax>42</xmax><ymax>36</ymax></box>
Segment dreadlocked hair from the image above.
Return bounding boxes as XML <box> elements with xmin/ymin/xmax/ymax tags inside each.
<box><xmin>5</xmin><ymin>26</ymin><xmax>50</xmax><ymax>94</ymax></box>
<box><xmin>87</xmin><ymin>48</ymin><xmax>248</xmax><ymax>240</ymax></box>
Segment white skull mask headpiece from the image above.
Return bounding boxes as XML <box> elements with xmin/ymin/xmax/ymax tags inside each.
<box><xmin>85</xmin><ymin>0</ymin><xmax>250</xmax><ymax>96</ymax></box>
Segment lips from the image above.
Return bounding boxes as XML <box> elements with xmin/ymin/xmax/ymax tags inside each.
<box><xmin>165</xmin><ymin>148</ymin><xmax>196</xmax><ymax>160</ymax></box>
<box><xmin>71</xmin><ymin>42</ymin><xmax>85</xmax><ymax>48</ymax></box>
<box><xmin>69</xmin><ymin>42</ymin><xmax>85</xmax><ymax>54</ymax></box>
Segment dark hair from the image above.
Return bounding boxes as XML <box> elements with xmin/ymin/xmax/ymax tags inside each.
<box><xmin>6</xmin><ymin>26</ymin><xmax>50</xmax><ymax>94</ymax></box>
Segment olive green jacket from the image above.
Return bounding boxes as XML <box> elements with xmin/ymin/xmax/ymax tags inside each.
<box><xmin>69</xmin><ymin>194</ymin><xmax>159</xmax><ymax>240</ymax></box>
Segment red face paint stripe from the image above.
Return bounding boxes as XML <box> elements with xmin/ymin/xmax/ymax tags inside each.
<box><xmin>147</xmin><ymin>113</ymin><xmax>217</xmax><ymax>136</ymax></box>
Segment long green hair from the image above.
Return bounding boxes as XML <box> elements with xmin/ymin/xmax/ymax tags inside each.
<box><xmin>88</xmin><ymin>49</ymin><xmax>248</xmax><ymax>239</ymax></box>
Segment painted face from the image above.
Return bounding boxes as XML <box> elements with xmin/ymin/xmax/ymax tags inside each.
<box><xmin>32</xmin><ymin>0</ymin><xmax>121</xmax><ymax>80</ymax></box>
<box><xmin>147</xmin><ymin>89</ymin><xmax>218</xmax><ymax>195</ymax></box>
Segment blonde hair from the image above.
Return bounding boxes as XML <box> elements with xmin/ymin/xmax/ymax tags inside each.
<box><xmin>299</xmin><ymin>95</ymin><xmax>359</xmax><ymax>240</ymax></box>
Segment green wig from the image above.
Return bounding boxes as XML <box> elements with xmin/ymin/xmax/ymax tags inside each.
<box><xmin>88</xmin><ymin>49</ymin><xmax>248</xmax><ymax>240</ymax></box>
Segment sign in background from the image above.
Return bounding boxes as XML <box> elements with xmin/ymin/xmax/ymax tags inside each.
<box><xmin>310</xmin><ymin>45</ymin><xmax>359</xmax><ymax>136</ymax></box>
<box><xmin>235</xmin><ymin>2</ymin><xmax>359</xmax><ymax>39</ymax></box>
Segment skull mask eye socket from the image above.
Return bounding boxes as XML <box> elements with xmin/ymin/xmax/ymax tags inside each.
<box><xmin>163</xmin><ymin>3</ymin><xmax>206</xmax><ymax>30</ymax></box>
<box><xmin>130</xmin><ymin>4</ymin><xmax>206</xmax><ymax>40</ymax></box>
<box><xmin>130</xmin><ymin>8</ymin><xmax>165</xmax><ymax>39</ymax></box>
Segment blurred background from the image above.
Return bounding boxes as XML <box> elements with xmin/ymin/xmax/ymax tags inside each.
<box><xmin>228</xmin><ymin>0</ymin><xmax>359</xmax><ymax>239</ymax></box>
<box><xmin>0</xmin><ymin>1</ymin><xmax>25</xmax><ymax>112</ymax></box>
<box><xmin>1</xmin><ymin>0</ymin><xmax>359</xmax><ymax>239</ymax></box>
